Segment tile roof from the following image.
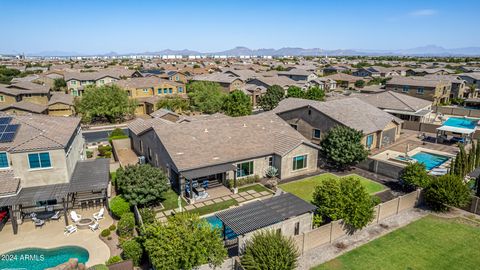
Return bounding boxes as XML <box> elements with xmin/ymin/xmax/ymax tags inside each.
<box><xmin>273</xmin><ymin>97</ymin><xmax>402</xmax><ymax>134</ymax></box>
<box><xmin>386</xmin><ymin>76</ymin><xmax>449</xmax><ymax>87</ymax></box>
<box><xmin>0</xmin><ymin>170</ymin><xmax>20</xmax><ymax>197</ymax></box>
<box><xmin>48</xmin><ymin>92</ymin><xmax>74</xmax><ymax>106</ymax></box>
<box><xmin>132</xmin><ymin>113</ymin><xmax>316</xmax><ymax>171</ymax></box>
<box><xmin>0</xmin><ymin>101</ymin><xmax>48</xmax><ymax>114</ymax></box>
<box><xmin>0</xmin><ymin>113</ymin><xmax>81</xmax><ymax>153</ymax></box>
<box><xmin>112</xmin><ymin>77</ymin><xmax>184</xmax><ymax>89</ymax></box>
<box><xmin>357</xmin><ymin>91</ymin><xmax>432</xmax><ymax>112</ymax></box>
<box><xmin>192</xmin><ymin>73</ymin><xmax>243</xmax><ymax>84</ymax></box>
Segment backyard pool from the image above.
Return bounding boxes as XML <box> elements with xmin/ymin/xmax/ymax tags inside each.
<box><xmin>443</xmin><ymin>117</ymin><xmax>479</xmax><ymax>130</ymax></box>
<box><xmin>410</xmin><ymin>152</ymin><xmax>450</xmax><ymax>170</ymax></box>
<box><xmin>0</xmin><ymin>246</ymin><xmax>89</xmax><ymax>270</ymax></box>
<box><xmin>205</xmin><ymin>215</ymin><xmax>238</xmax><ymax>240</ymax></box>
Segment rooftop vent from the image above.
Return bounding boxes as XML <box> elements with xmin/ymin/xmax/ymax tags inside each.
<box><xmin>204</xmin><ymin>128</ymin><xmax>208</xmax><ymax>133</ymax></box>
<box><xmin>243</xmin><ymin>123</ymin><xmax>247</xmax><ymax>128</ymax></box>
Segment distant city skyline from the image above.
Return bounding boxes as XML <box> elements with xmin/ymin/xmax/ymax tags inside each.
<box><xmin>1</xmin><ymin>0</ymin><xmax>479</xmax><ymax>55</ymax></box>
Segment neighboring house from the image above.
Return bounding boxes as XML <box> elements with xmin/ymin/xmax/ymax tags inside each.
<box><xmin>65</xmin><ymin>69</ymin><xmax>142</xmax><ymax>96</ymax></box>
<box><xmin>405</xmin><ymin>68</ymin><xmax>454</xmax><ymax>76</ymax></box>
<box><xmin>458</xmin><ymin>73</ymin><xmax>480</xmax><ymax>91</ymax></box>
<box><xmin>223</xmin><ymin>69</ymin><xmax>258</xmax><ymax>81</ymax></box>
<box><xmin>277</xmin><ymin>69</ymin><xmax>318</xmax><ymax>82</ymax></box>
<box><xmin>385</xmin><ymin>76</ymin><xmax>451</xmax><ymax>105</ymax></box>
<box><xmin>322</xmin><ymin>65</ymin><xmax>352</xmax><ymax>74</ymax></box>
<box><xmin>128</xmin><ymin>113</ymin><xmax>319</xmax><ymax>198</ymax></box>
<box><xmin>0</xmin><ymin>114</ymin><xmax>109</xmax><ymax>234</ymax></box>
<box><xmin>353</xmin><ymin>66</ymin><xmax>400</xmax><ymax>78</ymax></box>
<box><xmin>424</xmin><ymin>74</ymin><xmax>468</xmax><ymax>99</ymax></box>
<box><xmin>272</xmin><ymin>97</ymin><xmax>402</xmax><ymax>150</ymax></box>
<box><xmin>458</xmin><ymin>66</ymin><xmax>480</xmax><ymax>73</ymax></box>
<box><xmin>157</xmin><ymin>71</ymin><xmax>188</xmax><ymax>83</ymax></box>
<box><xmin>247</xmin><ymin>75</ymin><xmax>301</xmax><ymax>90</ymax></box>
<box><xmin>356</xmin><ymin>91</ymin><xmax>433</xmax><ymax>122</ymax></box>
<box><xmin>307</xmin><ymin>78</ymin><xmax>337</xmax><ymax>91</ymax></box>
<box><xmin>48</xmin><ymin>92</ymin><xmax>75</xmax><ymax>117</ymax></box>
<box><xmin>322</xmin><ymin>73</ymin><xmax>363</xmax><ymax>89</ymax></box>
<box><xmin>113</xmin><ymin>77</ymin><xmax>186</xmax><ymax>115</ymax></box>
<box><xmin>191</xmin><ymin>73</ymin><xmax>245</xmax><ymax>92</ymax></box>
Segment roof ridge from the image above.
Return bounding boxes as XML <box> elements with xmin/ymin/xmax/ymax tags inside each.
<box><xmin>388</xmin><ymin>91</ymin><xmax>416</xmax><ymax>111</ymax></box>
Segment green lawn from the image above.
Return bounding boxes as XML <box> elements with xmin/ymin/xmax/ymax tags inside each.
<box><xmin>279</xmin><ymin>173</ymin><xmax>384</xmax><ymax>202</ymax></box>
<box><xmin>189</xmin><ymin>199</ymin><xmax>238</xmax><ymax>216</ymax></box>
<box><xmin>238</xmin><ymin>184</ymin><xmax>273</xmax><ymax>194</ymax></box>
<box><xmin>161</xmin><ymin>189</ymin><xmax>185</xmax><ymax>210</ymax></box>
<box><xmin>313</xmin><ymin>216</ymin><xmax>480</xmax><ymax>270</ymax></box>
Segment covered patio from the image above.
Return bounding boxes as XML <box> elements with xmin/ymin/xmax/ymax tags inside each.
<box><xmin>0</xmin><ymin>159</ymin><xmax>110</xmax><ymax>234</ymax></box>
<box><xmin>436</xmin><ymin>124</ymin><xmax>476</xmax><ymax>144</ymax></box>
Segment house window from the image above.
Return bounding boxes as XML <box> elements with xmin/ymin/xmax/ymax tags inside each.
<box><xmin>308</xmin><ymin>109</ymin><xmax>312</xmax><ymax>115</ymax></box>
<box><xmin>169</xmin><ymin>88</ymin><xmax>173</xmax><ymax>94</ymax></box>
<box><xmin>294</xmin><ymin>222</ymin><xmax>300</xmax><ymax>235</ymax></box>
<box><xmin>71</xmin><ymin>81</ymin><xmax>77</xmax><ymax>85</ymax></box>
<box><xmin>99</xmin><ymin>80</ymin><xmax>104</xmax><ymax>84</ymax></box>
<box><xmin>178</xmin><ymin>87</ymin><xmax>183</xmax><ymax>93</ymax></box>
<box><xmin>157</xmin><ymin>89</ymin><xmax>162</xmax><ymax>94</ymax></box>
<box><xmin>268</xmin><ymin>156</ymin><xmax>274</xmax><ymax>167</ymax></box>
<box><xmin>312</xmin><ymin>129</ymin><xmax>321</xmax><ymax>139</ymax></box>
<box><xmin>0</xmin><ymin>152</ymin><xmax>9</xmax><ymax>168</ymax></box>
<box><xmin>402</xmin><ymin>86</ymin><xmax>409</xmax><ymax>93</ymax></box>
<box><xmin>163</xmin><ymin>89</ymin><xmax>168</xmax><ymax>94</ymax></box>
<box><xmin>417</xmin><ymin>87</ymin><xmax>424</xmax><ymax>94</ymax></box>
<box><xmin>28</xmin><ymin>152</ymin><xmax>52</xmax><ymax>169</ymax></box>
<box><xmin>236</xmin><ymin>161</ymin><xmax>254</xmax><ymax>178</ymax></box>
<box><xmin>0</xmin><ymin>95</ymin><xmax>4</xmax><ymax>102</ymax></box>
<box><xmin>143</xmin><ymin>88</ymin><xmax>149</xmax><ymax>93</ymax></box>
<box><xmin>293</xmin><ymin>155</ymin><xmax>307</xmax><ymax>171</ymax></box>
<box><xmin>175</xmin><ymin>76</ymin><xmax>179</xmax><ymax>81</ymax></box>
<box><xmin>290</xmin><ymin>124</ymin><xmax>298</xmax><ymax>130</ymax></box>
<box><xmin>366</xmin><ymin>134</ymin><xmax>374</xmax><ymax>149</ymax></box>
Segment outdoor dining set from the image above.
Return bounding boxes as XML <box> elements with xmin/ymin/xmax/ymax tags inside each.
<box><xmin>185</xmin><ymin>180</ymin><xmax>210</xmax><ymax>200</ymax></box>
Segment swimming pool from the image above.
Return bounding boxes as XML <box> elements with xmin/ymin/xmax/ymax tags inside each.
<box><xmin>443</xmin><ymin>117</ymin><xmax>479</xmax><ymax>130</ymax></box>
<box><xmin>0</xmin><ymin>246</ymin><xmax>89</xmax><ymax>270</ymax></box>
<box><xmin>205</xmin><ymin>216</ymin><xmax>238</xmax><ymax>240</ymax></box>
<box><xmin>410</xmin><ymin>152</ymin><xmax>450</xmax><ymax>170</ymax></box>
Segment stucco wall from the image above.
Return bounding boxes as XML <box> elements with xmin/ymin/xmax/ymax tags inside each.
<box><xmin>280</xmin><ymin>143</ymin><xmax>318</xmax><ymax>179</ymax></box>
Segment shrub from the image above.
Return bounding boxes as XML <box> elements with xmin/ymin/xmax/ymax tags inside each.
<box><xmin>110</xmin><ymin>128</ymin><xmax>126</xmax><ymax>137</ymax></box>
<box><xmin>109</xmin><ymin>224</ymin><xmax>117</xmax><ymax>231</ymax></box>
<box><xmin>86</xmin><ymin>150</ymin><xmax>93</xmax><ymax>158</ymax></box>
<box><xmin>100</xmin><ymin>229</ymin><xmax>111</xmax><ymax>237</ymax></box>
<box><xmin>105</xmin><ymin>256</ymin><xmax>123</xmax><ymax>266</ymax></box>
<box><xmin>117</xmin><ymin>212</ymin><xmax>135</xmax><ymax>238</ymax></box>
<box><xmin>121</xmin><ymin>239</ymin><xmax>143</xmax><ymax>266</ymax></box>
<box><xmin>228</xmin><ymin>175</ymin><xmax>260</xmax><ymax>188</ymax></box>
<box><xmin>139</xmin><ymin>208</ymin><xmax>156</xmax><ymax>225</ymax></box>
<box><xmin>320</xmin><ymin>126</ymin><xmax>368</xmax><ymax>169</ymax></box>
<box><xmin>265</xmin><ymin>166</ymin><xmax>279</xmax><ymax>178</ymax></box>
<box><xmin>241</xmin><ymin>230</ymin><xmax>299</xmax><ymax>270</ymax></box>
<box><xmin>109</xmin><ymin>196</ymin><xmax>131</xmax><ymax>218</ymax></box>
<box><xmin>90</xmin><ymin>264</ymin><xmax>109</xmax><ymax>270</ymax></box>
<box><xmin>424</xmin><ymin>174</ymin><xmax>472</xmax><ymax>211</ymax></box>
<box><xmin>400</xmin><ymin>162</ymin><xmax>430</xmax><ymax>191</ymax></box>
<box><xmin>98</xmin><ymin>145</ymin><xmax>112</xmax><ymax>157</ymax></box>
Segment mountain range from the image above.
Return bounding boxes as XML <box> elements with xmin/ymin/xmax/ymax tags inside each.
<box><xmin>18</xmin><ymin>45</ymin><xmax>480</xmax><ymax>57</ymax></box>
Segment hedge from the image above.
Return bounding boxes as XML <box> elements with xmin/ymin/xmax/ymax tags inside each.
<box><xmin>117</xmin><ymin>212</ymin><xmax>135</xmax><ymax>238</ymax></box>
<box><xmin>228</xmin><ymin>175</ymin><xmax>260</xmax><ymax>188</ymax></box>
<box><xmin>109</xmin><ymin>196</ymin><xmax>130</xmax><ymax>218</ymax></box>
<box><xmin>121</xmin><ymin>238</ymin><xmax>143</xmax><ymax>266</ymax></box>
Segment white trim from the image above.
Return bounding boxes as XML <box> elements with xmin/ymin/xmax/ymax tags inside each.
<box><xmin>292</xmin><ymin>154</ymin><xmax>308</xmax><ymax>171</ymax></box>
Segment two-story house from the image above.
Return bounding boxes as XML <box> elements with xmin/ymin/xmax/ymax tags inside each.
<box><xmin>0</xmin><ymin>114</ymin><xmax>109</xmax><ymax>234</ymax></box>
<box><xmin>112</xmin><ymin>77</ymin><xmax>187</xmax><ymax>115</ymax></box>
<box><xmin>65</xmin><ymin>69</ymin><xmax>142</xmax><ymax>96</ymax></box>
<box><xmin>385</xmin><ymin>76</ymin><xmax>451</xmax><ymax>105</ymax></box>
<box><xmin>191</xmin><ymin>73</ymin><xmax>245</xmax><ymax>92</ymax></box>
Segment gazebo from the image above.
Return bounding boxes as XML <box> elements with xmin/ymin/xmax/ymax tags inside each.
<box><xmin>436</xmin><ymin>117</ymin><xmax>478</xmax><ymax>144</ymax></box>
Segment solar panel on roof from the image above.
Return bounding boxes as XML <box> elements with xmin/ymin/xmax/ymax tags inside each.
<box><xmin>0</xmin><ymin>117</ymin><xmax>12</xmax><ymax>125</ymax></box>
<box><xmin>5</xmin><ymin>124</ymin><xmax>19</xmax><ymax>133</ymax></box>
<box><xmin>0</xmin><ymin>132</ymin><xmax>16</xmax><ymax>143</ymax></box>
<box><xmin>0</xmin><ymin>125</ymin><xmax>6</xmax><ymax>133</ymax></box>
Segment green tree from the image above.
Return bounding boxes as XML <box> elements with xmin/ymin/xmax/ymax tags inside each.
<box><xmin>258</xmin><ymin>85</ymin><xmax>285</xmax><ymax>111</ymax></box>
<box><xmin>354</xmin><ymin>80</ymin><xmax>365</xmax><ymax>88</ymax></box>
<box><xmin>312</xmin><ymin>176</ymin><xmax>344</xmax><ymax>222</ymax></box>
<box><xmin>121</xmin><ymin>238</ymin><xmax>143</xmax><ymax>266</ymax></box>
<box><xmin>116</xmin><ymin>164</ymin><xmax>169</xmax><ymax>206</ymax></box>
<box><xmin>75</xmin><ymin>85</ymin><xmax>137</xmax><ymax>123</ymax></box>
<box><xmin>305</xmin><ymin>86</ymin><xmax>325</xmax><ymax>101</ymax></box>
<box><xmin>241</xmin><ymin>230</ymin><xmax>299</xmax><ymax>270</ymax></box>
<box><xmin>222</xmin><ymin>89</ymin><xmax>252</xmax><ymax>117</ymax></box>
<box><xmin>187</xmin><ymin>81</ymin><xmax>226</xmax><ymax>113</ymax></box>
<box><xmin>286</xmin><ymin>86</ymin><xmax>305</xmax><ymax>98</ymax></box>
<box><xmin>109</xmin><ymin>196</ymin><xmax>130</xmax><ymax>219</ymax></box>
<box><xmin>320</xmin><ymin>126</ymin><xmax>368</xmax><ymax>169</ymax></box>
<box><xmin>340</xmin><ymin>177</ymin><xmax>375</xmax><ymax>230</ymax></box>
<box><xmin>143</xmin><ymin>213</ymin><xmax>227</xmax><ymax>270</ymax></box>
<box><xmin>53</xmin><ymin>78</ymin><xmax>67</xmax><ymax>91</ymax></box>
<box><xmin>400</xmin><ymin>163</ymin><xmax>430</xmax><ymax>190</ymax></box>
<box><xmin>424</xmin><ymin>174</ymin><xmax>472</xmax><ymax>211</ymax></box>
<box><xmin>117</xmin><ymin>212</ymin><xmax>135</xmax><ymax>238</ymax></box>
<box><xmin>156</xmin><ymin>95</ymin><xmax>189</xmax><ymax>113</ymax></box>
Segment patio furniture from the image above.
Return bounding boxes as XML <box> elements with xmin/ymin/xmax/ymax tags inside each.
<box><xmin>93</xmin><ymin>208</ymin><xmax>105</xmax><ymax>221</ymax></box>
<box><xmin>64</xmin><ymin>225</ymin><xmax>77</xmax><ymax>236</ymax></box>
<box><xmin>32</xmin><ymin>217</ymin><xmax>45</xmax><ymax>227</ymax></box>
<box><xmin>47</xmin><ymin>205</ymin><xmax>54</xmax><ymax>212</ymax></box>
<box><xmin>29</xmin><ymin>212</ymin><xmax>37</xmax><ymax>219</ymax></box>
<box><xmin>70</xmin><ymin>211</ymin><xmax>82</xmax><ymax>223</ymax></box>
<box><xmin>51</xmin><ymin>211</ymin><xmax>61</xmax><ymax>221</ymax></box>
<box><xmin>89</xmin><ymin>222</ymin><xmax>99</xmax><ymax>232</ymax></box>
<box><xmin>202</xmin><ymin>180</ymin><xmax>209</xmax><ymax>189</ymax></box>
<box><xmin>35</xmin><ymin>211</ymin><xmax>56</xmax><ymax>220</ymax></box>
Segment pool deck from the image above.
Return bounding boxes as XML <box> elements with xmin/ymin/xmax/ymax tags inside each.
<box><xmin>0</xmin><ymin>207</ymin><xmax>112</xmax><ymax>267</ymax></box>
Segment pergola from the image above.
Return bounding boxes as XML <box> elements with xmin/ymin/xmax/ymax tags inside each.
<box><xmin>436</xmin><ymin>125</ymin><xmax>476</xmax><ymax>144</ymax></box>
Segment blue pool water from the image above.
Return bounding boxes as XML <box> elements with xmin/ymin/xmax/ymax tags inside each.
<box><xmin>411</xmin><ymin>152</ymin><xmax>449</xmax><ymax>170</ymax></box>
<box><xmin>443</xmin><ymin>117</ymin><xmax>479</xmax><ymax>130</ymax></box>
<box><xmin>205</xmin><ymin>216</ymin><xmax>238</xmax><ymax>240</ymax></box>
<box><xmin>0</xmin><ymin>246</ymin><xmax>89</xmax><ymax>270</ymax></box>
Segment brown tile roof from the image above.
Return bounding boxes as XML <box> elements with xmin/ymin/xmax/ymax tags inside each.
<box><xmin>0</xmin><ymin>113</ymin><xmax>81</xmax><ymax>153</ymax></box>
<box><xmin>113</xmin><ymin>77</ymin><xmax>184</xmax><ymax>89</ymax></box>
<box><xmin>0</xmin><ymin>170</ymin><xmax>20</xmax><ymax>196</ymax></box>
<box><xmin>48</xmin><ymin>92</ymin><xmax>74</xmax><ymax>106</ymax></box>
<box><xmin>0</xmin><ymin>101</ymin><xmax>48</xmax><ymax>114</ymax></box>
<box><xmin>386</xmin><ymin>76</ymin><xmax>449</xmax><ymax>87</ymax></box>
<box><xmin>357</xmin><ymin>91</ymin><xmax>432</xmax><ymax>112</ymax></box>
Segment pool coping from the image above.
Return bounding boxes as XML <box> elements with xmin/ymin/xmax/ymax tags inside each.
<box><xmin>370</xmin><ymin>147</ymin><xmax>455</xmax><ymax>170</ymax></box>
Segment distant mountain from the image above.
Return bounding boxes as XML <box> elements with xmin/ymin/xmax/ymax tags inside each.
<box><xmin>21</xmin><ymin>45</ymin><xmax>480</xmax><ymax>57</ymax></box>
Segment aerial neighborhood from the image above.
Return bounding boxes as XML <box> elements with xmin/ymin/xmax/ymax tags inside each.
<box><xmin>1</xmin><ymin>1</ymin><xmax>480</xmax><ymax>270</ymax></box>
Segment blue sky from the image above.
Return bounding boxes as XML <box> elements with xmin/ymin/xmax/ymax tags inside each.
<box><xmin>0</xmin><ymin>0</ymin><xmax>479</xmax><ymax>54</ymax></box>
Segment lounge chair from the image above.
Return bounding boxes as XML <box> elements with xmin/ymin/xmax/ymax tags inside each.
<box><xmin>32</xmin><ymin>217</ymin><xmax>45</xmax><ymax>227</ymax></box>
<box><xmin>70</xmin><ymin>211</ymin><xmax>82</xmax><ymax>223</ymax></box>
<box><xmin>51</xmin><ymin>211</ymin><xmax>61</xmax><ymax>220</ymax></box>
<box><xmin>89</xmin><ymin>222</ymin><xmax>99</xmax><ymax>232</ymax></box>
<box><xmin>64</xmin><ymin>225</ymin><xmax>77</xmax><ymax>236</ymax></box>
<box><xmin>93</xmin><ymin>208</ymin><xmax>104</xmax><ymax>221</ymax></box>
